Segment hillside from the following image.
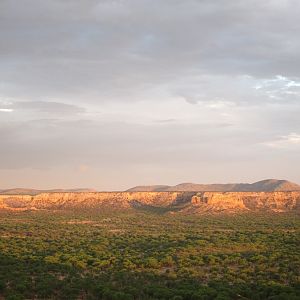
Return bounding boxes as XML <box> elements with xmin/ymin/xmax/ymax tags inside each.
<box><xmin>127</xmin><ymin>179</ymin><xmax>300</xmax><ymax>192</ymax></box>
<box><xmin>241</xmin><ymin>179</ymin><xmax>300</xmax><ymax>192</ymax></box>
<box><xmin>0</xmin><ymin>191</ymin><xmax>299</xmax><ymax>214</ymax></box>
<box><xmin>2</xmin><ymin>179</ymin><xmax>299</xmax><ymax>195</ymax></box>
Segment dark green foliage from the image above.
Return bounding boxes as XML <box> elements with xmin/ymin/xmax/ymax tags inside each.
<box><xmin>0</xmin><ymin>210</ymin><xmax>299</xmax><ymax>299</ymax></box>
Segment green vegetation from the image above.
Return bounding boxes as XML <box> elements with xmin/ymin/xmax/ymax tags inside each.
<box><xmin>0</xmin><ymin>210</ymin><xmax>299</xmax><ymax>299</ymax></box>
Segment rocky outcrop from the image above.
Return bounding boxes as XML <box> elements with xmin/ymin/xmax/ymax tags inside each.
<box><xmin>189</xmin><ymin>192</ymin><xmax>300</xmax><ymax>213</ymax></box>
<box><xmin>0</xmin><ymin>192</ymin><xmax>181</xmax><ymax>210</ymax></box>
<box><xmin>0</xmin><ymin>191</ymin><xmax>299</xmax><ymax>214</ymax></box>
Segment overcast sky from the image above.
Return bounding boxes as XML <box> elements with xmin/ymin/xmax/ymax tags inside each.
<box><xmin>0</xmin><ymin>0</ymin><xmax>300</xmax><ymax>190</ymax></box>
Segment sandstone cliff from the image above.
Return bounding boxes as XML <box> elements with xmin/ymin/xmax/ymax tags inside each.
<box><xmin>0</xmin><ymin>191</ymin><xmax>299</xmax><ymax>214</ymax></box>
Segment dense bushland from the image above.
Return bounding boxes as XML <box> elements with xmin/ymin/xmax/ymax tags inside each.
<box><xmin>0</xmin><ymin>210</ymin><xmax>299</xmax><ymax>299</ymax></box>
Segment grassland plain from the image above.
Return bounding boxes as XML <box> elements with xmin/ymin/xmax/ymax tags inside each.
<box><xmin>0</xmin><ymin>209</ymin><xmax>299</xmax><ymax>300</ymax></box>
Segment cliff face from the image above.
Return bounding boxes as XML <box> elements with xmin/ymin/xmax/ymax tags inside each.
<box><xmin>189</xmin><ymin>192</ymin><xmax>300</xmax><ymax>213</ymax></box>
<box><xmin>0</xmin><ymin>192</ymin><xmax>180</xmax><ymax>210</ymax></box>
<box><xmin>0</xmin><ymin>191</ymin><xmax>299</xmax><ymax>214</ymax></box>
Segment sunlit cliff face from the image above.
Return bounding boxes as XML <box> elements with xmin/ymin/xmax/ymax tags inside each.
<box><xmin>0</xmin><ymin>191</ymin><xmax>299</xmax><ymax>214</ymax></box>
<box><xmin>0</xmin><ymin>1</ymin><xmax>300</xmax><ymax>189</ymax></box>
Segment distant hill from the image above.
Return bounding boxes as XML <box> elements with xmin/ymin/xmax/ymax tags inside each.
<box><xmin>127</xmin><ymin>179</ymin><xmax>300</xmax><ymax>192</ymax></box>
<box><xmin>1</xmin><ymin>180</ymin><xmax>299</xmax><ymax>195</ymax></box>
<box><xmin>239</xmin><ymin>179</ymin><xmax>300</xmax><ymax>192</ymax></box>
<box><xmin>0</xmin><ymin>188</ymin><xmax>97</xmax><ymax>196</ymax></box>
<box><xmin>125</xmin><ymin>185</ymin><xmax>171</xmax><ymax>192</ymax></box>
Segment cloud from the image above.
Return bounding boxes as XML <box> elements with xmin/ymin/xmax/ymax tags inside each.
<box><xmin>263</xmin><ymin>133</ymin><xmax>300</xmax><ymax>149</ymax></box>
<box><xmin>0</xmin><ymin>100</ymin><xmax>86</xmax><ymax>122</ymax></box>
<box><xmin>0</xmin><ymin>0</ymin><xmax>299</xmax><ymax>188</ymax></box>
<box><xmin>253</xmin><ymin>75</ymin><xmax>300</xmax><ymax>102</ymax></box>
<box><xmin>0</xmin><ymin>108</ymin><xmax>13</xmax><ymax>112</ymax></box>
<box><xmin>12</xmin><ymin>101</ymin><xmax>86</xmax><ymax>114</ymax></box>
<box><xmin>1</xmin><ymin>0</ymin><xmax>300</xmax><ymax>103</ymax></box>
<box><xmin>78</xmin><ymin>164</ymin><xmax>90</xmax><ymax>173</ymax></box>
<box><xmin>176</xmin><ymin>74</ymin><xmax>300</xmax><ymax>107</ymax></box>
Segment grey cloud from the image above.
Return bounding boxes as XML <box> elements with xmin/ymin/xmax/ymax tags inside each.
<box><xmin>0</xmin><ymin>0</ymin><xmax>299</xmax><ymax>188</ymax></box>
<box><xmin>155</xmin><ymin>119</ymin><xmax>177</xmax><ymax>124</ymax></box>
<box><xmin>0</xmin><ymin>118</ymin><xmax>262</xmax><ymax>169</ymax></box>
<box><xmin>177</xmin><ymin>74</ymin><xmax>300</xmax><ymax>107</ymax></box>
<box><xmin>12</xmin><ymin>101</ymin><xmax>85</xmax><ymax>114</ymax></box>
<box><xmin>0</xmin><ymin>115</ymin><xmax>299</xmax><ymax>188</ymax></box>
<box><xmin>1</xmin><ymin>0</ymin><xmax>300</xmax><ymax>102</ymax></box>
<box><xmin>263</xmin><ymin>132</ymin><xmax>300</xmax><ymax>149</ymax></box>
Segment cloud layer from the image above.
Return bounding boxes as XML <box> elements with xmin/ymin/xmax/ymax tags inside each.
<box><xmin>0</xmin><ymin>0</ymin><xmax>299</xmax><ymax>189</ymax></box>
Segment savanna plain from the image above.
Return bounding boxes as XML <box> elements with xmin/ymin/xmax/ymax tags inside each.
<box><xmin>0</xmin><ymin>208</ymin><xmax>299</xmax><ymax>300</ymax></box>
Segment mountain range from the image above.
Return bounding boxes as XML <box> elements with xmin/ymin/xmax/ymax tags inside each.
<box><xmin>126</xmin><ymin>179</ymin><xmax>300</xmax><ymax>192</ymax></box>
<box><xmin>1</xmin><ymin>180</ymin><xmax>300</xmax><ymax>196</ymax></box>
<box><xmin>1</xmin><ymin>179</ymin><xmax>300</xmax><ymax>214</ymax></box>
<box><xmin>0</xmin><ymin>188</ymin><xmax>96</xmax><ymax>196</ymax></box>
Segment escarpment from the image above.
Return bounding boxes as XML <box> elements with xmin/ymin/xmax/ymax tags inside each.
<box><xmin>0</xmin><ymin>191</ymin><xmax>299</xmax><ymax>214</ymax></box>
<box><xmin>188</xmin><ymin>192</ymin><xmax>300</xmax><ymax>213</ymax></box>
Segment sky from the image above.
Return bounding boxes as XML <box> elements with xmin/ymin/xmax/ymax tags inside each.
<box><xmin>0</xmin><ymin>0</ymin><xmax>300</xmax><ymax>190</ymax></box>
